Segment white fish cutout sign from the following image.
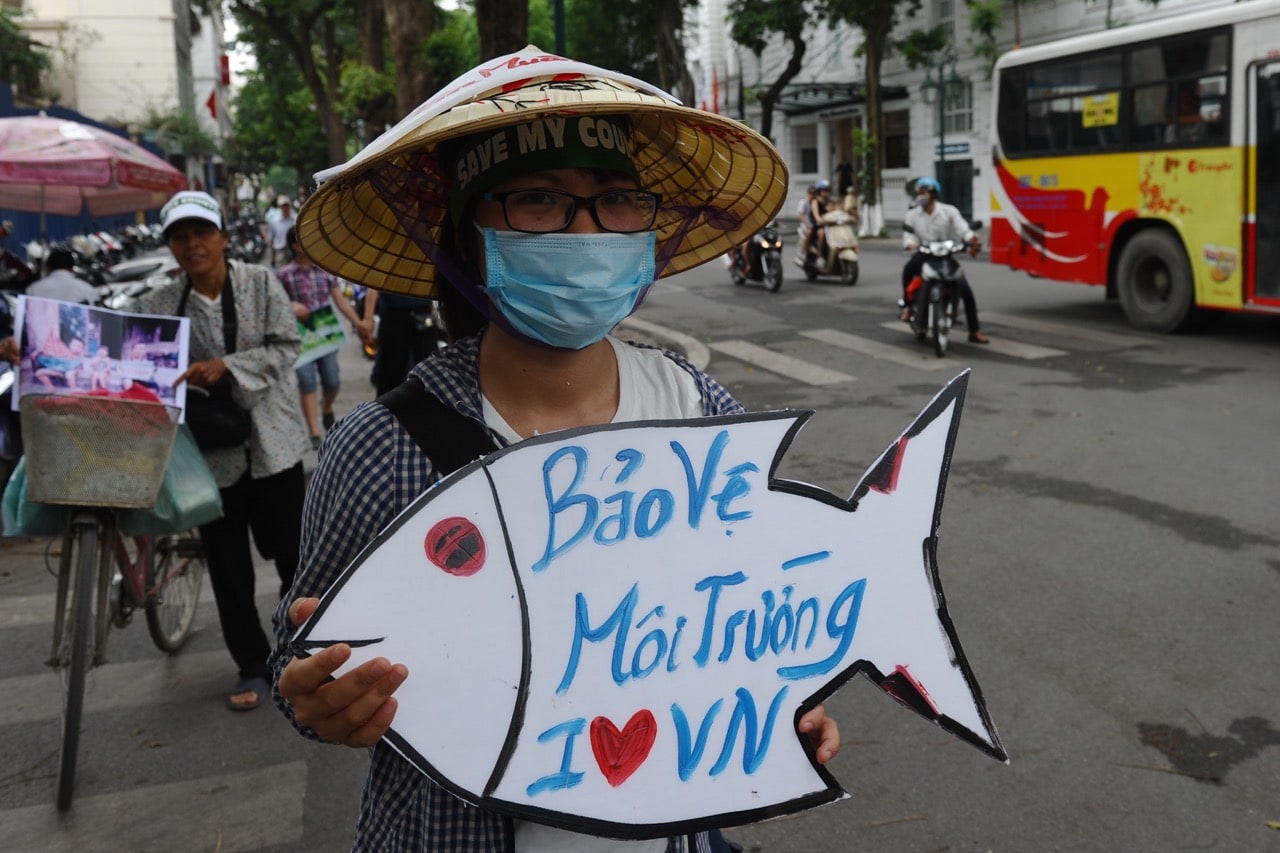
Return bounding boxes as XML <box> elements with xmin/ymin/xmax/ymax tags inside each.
<box><xmin>292</xmin><ymin>371</ymin><xmax>1006</xmax><ymax>838</ymax></box>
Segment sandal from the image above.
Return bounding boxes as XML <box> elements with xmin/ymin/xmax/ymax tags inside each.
<box><xmin>227</xmin><ymin>675</ymin><xmax>269</xmax><ymax>711</ymax></box>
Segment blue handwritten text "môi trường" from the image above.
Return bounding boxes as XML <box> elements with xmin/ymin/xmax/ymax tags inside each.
<box><xmin>531</xmin><ymin>430</ymin><xmax>759</xmax><ymax>573</ymax></box>
<box><xmin>555</xmin><ymin>567</ymin><xmax>868</xmax><ymax>694</ymax></box>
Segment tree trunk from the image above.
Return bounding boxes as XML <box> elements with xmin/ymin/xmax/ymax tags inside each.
<box><xmin>655</xmin><ymin>0</ymin><xmax>695</xmax><ymax>103</ymax></box>
<box><xmin>363</xmin><ymin>0</ymin><xmax>386</xmax><ymax>70</ymax></box>
<box><xmin>758</xmin><ymin>34</ymin><xmax>807</xmax><ymax>141</ymax></box>
<box><xmin>321</xmin><ymin>17</ymin><xmax>346</xmax><ymax>166</ymax></box>
<box><xmin>863</xmin><ymin>37</ymin><xmax>885</xmax><ymax>235</ymax></box>
<box><xmin>385</xmin><ymin>0</ymin><xmax>435</xmax><ymax>117</ymax></box>
<box><xmin>475</xmin><ymin>0</ymin><xmax>528</xmax><ymax>60</ymax></box>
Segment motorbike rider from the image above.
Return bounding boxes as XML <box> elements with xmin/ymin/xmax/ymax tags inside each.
<box><xmin>797</xmin><ymin>179</ymin><xmax>834</xmax><ymax>265</ymax></box>
<box><xmin>899</xmin><ymin>177</ymin><xmax>989</xmax><ymax>344</ymax></box>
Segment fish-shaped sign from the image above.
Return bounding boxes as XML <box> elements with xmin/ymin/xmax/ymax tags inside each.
<box><xmin>292</xmin><ymin>371</ymin><xmax>1006</xmax><ymax>838</ymax></box>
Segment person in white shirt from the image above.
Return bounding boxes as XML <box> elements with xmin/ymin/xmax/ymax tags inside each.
<box><xmin>26</xmin><ymin>248</ymin><xmax>98</xmax><ymax>304</ymax></box>
<box><xmin>267</xmin><ymin>196</ymin><xmax>296</xmax><ymax>267</ymax></box>
<box><xmin>900</xmin><ymin>177</ymin><xmax>989</xmax><ymax>343</ymax></box>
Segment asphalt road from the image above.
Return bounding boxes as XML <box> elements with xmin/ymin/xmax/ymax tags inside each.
<box><xmin>1</xmin><ymin>239</ymin><xmax>1277</xmax><ymax>851</ymax></box>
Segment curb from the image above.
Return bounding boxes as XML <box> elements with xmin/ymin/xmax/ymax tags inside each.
<box><xmin>618</xmin><ymin>316</ymin><xmax>711</xmax><ymax>372</ymax></box>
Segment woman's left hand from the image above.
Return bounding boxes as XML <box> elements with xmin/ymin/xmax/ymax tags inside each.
<box><xmin>174</xmin><ymin>357</ymin><xmax>229</xmax><ymax>389</ymax></box>
<box><xmin>798</xmin><ymin>703</ymin><xmax>840</xmax><ymax>765</ymax></box>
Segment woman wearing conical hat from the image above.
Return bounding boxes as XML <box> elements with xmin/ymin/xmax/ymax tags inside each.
<box><xmin>269</xmin><ymin>47</ymin><xmax>840</xmax><ymax>850</ymax></box>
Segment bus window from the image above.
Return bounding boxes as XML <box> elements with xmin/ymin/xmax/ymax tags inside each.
<box><xmin>1131</xmin><ymin>83</ymin><xmax>1170</xmax><ymax>143</ymax></box>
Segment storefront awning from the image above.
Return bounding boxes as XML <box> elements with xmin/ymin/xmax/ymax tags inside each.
<box><xmin>770</xmin><ymin>81</ymin><xmax>910</xmax><ymax>115</ymax></box>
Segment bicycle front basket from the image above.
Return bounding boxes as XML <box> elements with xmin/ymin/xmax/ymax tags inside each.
<box><xmin>19</xmin><ymin>394</ymin><xmax>179</xmax><ymax>508</ymax></box>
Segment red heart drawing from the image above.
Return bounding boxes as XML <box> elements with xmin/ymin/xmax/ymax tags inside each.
<box><xmin>590</xmin><ymin>709</ymin><xmax>657</xmax><ymax>787</ymax></box>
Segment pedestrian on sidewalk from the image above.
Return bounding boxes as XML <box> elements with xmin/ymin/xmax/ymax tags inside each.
<box><xmin>270</xmin><ymin>47</ymin><xmax>840</xmax><ymax>849</ymax></box>
<box><xmin>26</xmin><ymin>247</ymin><xmax>98</xmax><ymax>304</ymax></box>
<box><xmin>138</xmin><ymin>190</ymin><xmax>310</xmax><ymax>712</ymax></box>
<box><xmin>275</xmin><ymin>226</ymin><xmax>373</xmax><ymax>448</ymax></box>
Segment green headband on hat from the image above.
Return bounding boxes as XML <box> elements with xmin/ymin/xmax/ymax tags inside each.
<box><xmin>439</xmin><ymin>114</ymin><xmax>638</xmax><ymax>225</ymax></box>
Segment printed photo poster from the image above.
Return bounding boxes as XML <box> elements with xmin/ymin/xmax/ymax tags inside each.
<box><xmin>295</xmin><ymin>299</ymin><xmax>348</xmax><ymax>368</ymax></box>
<box><xmin>12</xmin><ymin>295</ymin><xmax>190</xmax><ymax>411</ymax></box>
<box><xmin>291</xmin><ymin>372</ymin><xmax>1007</xmax><ymax>839</ymax></box>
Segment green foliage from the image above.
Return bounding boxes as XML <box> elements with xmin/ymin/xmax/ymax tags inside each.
<box><xmin>264</xmin><ymin>165</ymin><xmax>300</xmax><ymax>202</ymax></box>
<box><xmin>139</xmin><ymin>107</ymin><xmax>219</xmax><ymax>158</ymax></box>
<box><xmin>1</xmin><ymin>10</ymin><xmax>52</xmax><ymax>99</ymax></box>
<box><xmin>529</xmin><ymin>0</ymin><xmax>556</xmax><ymax>50</ymax></box>
<box><xmin>966</xmin><ymin>0</ymin><xmax>1001</xmax><ymax>76</ymax></box>
<box><xmin>338</xmin><ymin>61</ymin><xmax>394</xmax><ymax>122</ymax></box>
<box><xmin>728</xmin><ymin>0</ymin><xmax>808</xmax><ymax>56</ymax></box>
<box><xmin>898</xmin><ymin>25</ymin><xmax>949</xmax><ymax>71</ymax></box>
<box><xmin>565</xmin><ymin>0</ymin><xmax>661</xmax><ymax>82</ymax></box>
<box><xmin>423</xmin><ymin>5</ymin><xmax>479</xmax><ymax>85</ymax></box>
<box><xmin>228</xmin><ymin>63</ymin><xmax>328</xmax><ymax>182</ymax></box>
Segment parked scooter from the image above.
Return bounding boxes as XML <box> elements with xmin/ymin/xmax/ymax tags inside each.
<box><xmin>728</xmin><ymin>221</ymin><xmax>784</xmax><ymax>292</ymax></box>
<box><xmin>800</xmin><ymin>209</ymin><xmax>859</xmax><ymax>285</ymax></box>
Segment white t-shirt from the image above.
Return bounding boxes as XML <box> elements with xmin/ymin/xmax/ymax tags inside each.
<box><xmin>27</xmin><ymin>269</ymin><xmax>99</xmax><ymax>304</ymax></box>
<box><xmin>483</xmin><ymin>335</ymin><xmax>700</xmax><ymax>852</ymax></box>
<box><xmin>482</xmin><ymin>336</ymin><xmax>703</xmax><ymax>444</ymax></box>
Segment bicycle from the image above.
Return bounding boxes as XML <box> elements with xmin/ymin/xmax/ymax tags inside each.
<box><xmin>21</xmin><ymin>393</ymin><xmax>207</xmax><ymax>811</ymax></box>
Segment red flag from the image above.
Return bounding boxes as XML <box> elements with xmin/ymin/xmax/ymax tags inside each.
<box><xmin>206</xmin><ymin>89</ymin><xmax>218</xmax><ymax>119</ymax></box>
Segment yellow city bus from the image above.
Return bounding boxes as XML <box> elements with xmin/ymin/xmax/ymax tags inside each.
<box><xmin>989</xmin><ymin>1</ymin><xmax>1280</xmax><ymax>331</ymax></box>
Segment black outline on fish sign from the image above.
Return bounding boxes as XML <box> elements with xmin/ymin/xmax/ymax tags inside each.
<box><xmin>290</xmin><ymin>369</ymin><xmax>1006</xmax><ymax>841</ymax></box>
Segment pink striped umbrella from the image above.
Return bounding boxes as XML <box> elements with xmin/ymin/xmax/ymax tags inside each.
<box><xmin>0</xmin><ymin>114</ymin><xmax>188</xmax><ymax>218</ymax></box>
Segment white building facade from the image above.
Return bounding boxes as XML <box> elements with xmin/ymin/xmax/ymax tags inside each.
<box><xmin>9</xmin><ymin>0</ymin><xmax>231</xmax><ymax>189</ymax></box>
<box><xmin>691</xmin><ymin>0</ymin><xmax>1243</xmax><ymax>231</ymax></box>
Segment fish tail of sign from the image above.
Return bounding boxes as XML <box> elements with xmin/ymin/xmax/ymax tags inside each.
<box><xmin>853</xmin><ymin>370</ymin><xmax>1007</xmax><ymax>763</ymax></box>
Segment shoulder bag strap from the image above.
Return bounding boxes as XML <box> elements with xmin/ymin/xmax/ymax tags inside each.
<box><xmin>378</xmin><ymin>377</ymin><xmax>498</xmax><ymax>477</ymax></box>
<box><xmin>176</xmin><ymin>273</ymin><xmax>237</xmax><ymax>354</ymax></box>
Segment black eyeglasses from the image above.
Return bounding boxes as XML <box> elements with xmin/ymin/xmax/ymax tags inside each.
<box><xmin>480</xmin><ymin>188</ymin><xmax>662</xmax><ymax>234</ymax></box>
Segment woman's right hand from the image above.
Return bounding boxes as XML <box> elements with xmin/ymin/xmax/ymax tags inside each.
<box><xmin>277</xmin><ymin>597</ymin><xmax>408</xmax><ymax>747</ymax></box>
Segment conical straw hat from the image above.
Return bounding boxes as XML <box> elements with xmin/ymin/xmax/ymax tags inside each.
<box><xmin>296</xmin><ymin>46</ymin><xmax>788</xmax><ymax>299</ymax></box>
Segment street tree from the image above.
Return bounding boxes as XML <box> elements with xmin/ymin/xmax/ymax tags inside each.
<box><xmin>820</xmin><ymin>0</ymin><xmax>922</xmax><ymax>235</ymax></box>
<box><xmin>475</xmin><ymin>0</ymin><xmax>527</xmax><ymax>59</ymax></box>
<box><xmin>385</xmin><ymin>0</ymin><xmax>436</xmax><ymax>116</ymax></box>
<box><xmin>228</xmin><ymin>41</ymin><xmax>329</xmax><ymax>190</ymax></box>
<box><xmin>562</xmin><ymin>0</ymin><xmax>697</xmax><ymax>103</ymax></box>
<box><xmin>1</xmin><ymin>10</ymin><xmax>52</xmax><ymax>102</ymax></box>
<box><xmin>227</xmin><ymin>0</ymin><xmax>355</xmax><ymax>166</ymax></box>
<box><xmin>726</xmin><ymin>0</ymin><xmax>812</xmax><ymax>141</ymax></box>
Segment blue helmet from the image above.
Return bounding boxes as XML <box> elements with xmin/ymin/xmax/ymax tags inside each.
<box><xmin>915</xmin><ymin>176</ymin><xmax>941</xmax><ymax>195</ymax></box>
<box><xmin>815</xmin><ymin>179</ymin><xmax>831</xmax><ymax>191</ymax></box>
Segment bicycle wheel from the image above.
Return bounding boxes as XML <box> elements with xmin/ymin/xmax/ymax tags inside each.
<box><xmin>55</xmin><ymin>518</ymin><xmax>99</xmax><ymax>812</ymax></box>
<box><xmin>144</xmin><ymin>531</ymin><xmax>206</xmax><ymax>653</ymax></box>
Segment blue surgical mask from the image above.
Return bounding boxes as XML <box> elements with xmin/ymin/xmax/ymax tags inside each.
<box><xmin>478</xmin><ymin>227</ymin><xmax>657</xmax><ymax>350</ymax></box>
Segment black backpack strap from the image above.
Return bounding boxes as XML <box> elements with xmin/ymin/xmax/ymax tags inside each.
<box><xmin>378</xmin><ymin>377</ymin><xmax>498</xmax><ymax>477</ymax></box>
<box><xmin>177</xmin><ymin>272</ymin><xmax>237</xmax><ymax>354</ymax></box>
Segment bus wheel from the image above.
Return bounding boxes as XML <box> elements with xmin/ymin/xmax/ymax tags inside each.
<box><xmin>1116</xmin><ymin>230</ymin><xmax>1196</xmax><ymax>332</ymax></box>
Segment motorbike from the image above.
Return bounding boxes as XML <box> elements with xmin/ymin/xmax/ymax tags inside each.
<box><xmin>800</xmin><ymin>209</ymin><xmax>859</xmax><ymax>285</ymax></box>
<box><xmin>728</xmin><ymin>221</ymin><xmax>783</xmax><ymax>292</ymax></box>
<box><xmin>227</xmin><ymin>215</ymin><xmax>267</xmax><ymax>263</ymax></box>
<box><xmin>900</xmin><ymin>236</ymin><xmax>972</xmax><ymax>358</ymax></box>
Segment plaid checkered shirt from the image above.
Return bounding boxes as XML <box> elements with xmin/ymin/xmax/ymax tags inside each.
<box><xmin>270</xmin><ymin>333</ymin><xmax>740</xmax><ymax>851</ymax></box>
<box><xmin>275</xmin><ymin>260</ymin><xmax>339</xmax><ymax>312</ymax></box>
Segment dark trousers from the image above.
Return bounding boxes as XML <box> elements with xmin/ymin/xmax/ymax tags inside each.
<box><xmin>374</xmin><ymin>308</ymin><xmax>439</xmax><ymax>397</ymax></box>
<box><xmin>902</xmin><ymin>251</ymin><xmax>981</xmax><ymax>331</ymax></box>
<box><xmin>199</xmin><ymin>462</ymin><xmax>305</xmax><ymax>680</ymax></box>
